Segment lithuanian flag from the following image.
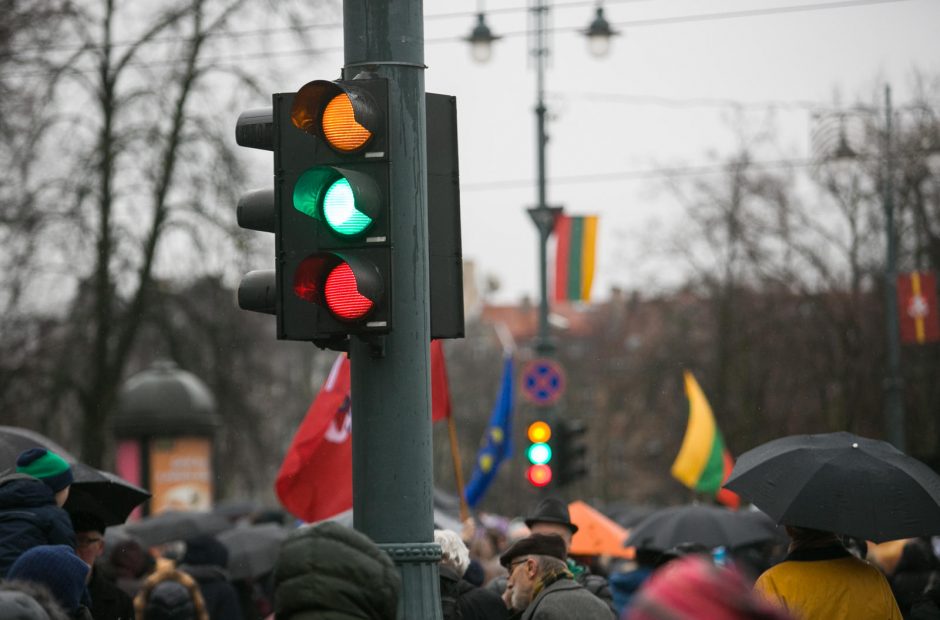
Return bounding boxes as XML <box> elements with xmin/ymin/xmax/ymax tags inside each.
<box><xmin>671</xmin><ymin>371</ymin><xmax>740</xmax><ymax>508</ymax></box>
<box><xmin>553</xmin><ymin>215</ymin><xmax>598</xmax><ymax>302</ymax></box>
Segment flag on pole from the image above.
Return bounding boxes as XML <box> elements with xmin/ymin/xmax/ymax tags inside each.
<box><xmin>671</xmin><ymin>371</ymin><xmax>740</xmax><ymax>508</ymax></box>
<box><xmin>464</xmin><ymin>355</ymin><xmax>515</xmax><ymax>508</ymax></box>
<box><xmin>275</xmin><ymin>344</ymin><xmax>451</xmax><ymax>522</ymax></box>
<box><xmin>897</xmin><ymin>271</ymin><xmax>940</xmax><ymax>344</ymax></box>
<box><xmin>553</xmin><ymin>214</ymin><xmax>598</xmax><ymax>302</ymax></box>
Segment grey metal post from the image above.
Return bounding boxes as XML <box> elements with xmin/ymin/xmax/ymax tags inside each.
<box><xmin>343</xmin><ymin>2</ymin><xmax>442</xmax><ymax>618</ymax></box>
<box><xmin>527</xmin><ymin>0</ymin><xmax>557</xmax><ymax>358</ymax></box>
<box><xmin>882</xmin><ymin>84</ymin><xmax>906</xmax><ymax>451</ymax></box>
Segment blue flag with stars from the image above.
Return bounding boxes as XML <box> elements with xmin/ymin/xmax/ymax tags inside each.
<box><xmin>465</xmin><ymin>354</ymin><xmax>515</xmax><ymax>508</ymax></box>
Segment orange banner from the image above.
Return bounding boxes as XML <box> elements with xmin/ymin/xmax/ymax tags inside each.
<box><xmin>149</xmin><ymin>437</ymin><xmax>213</xmax><ymax>513</ymax></box>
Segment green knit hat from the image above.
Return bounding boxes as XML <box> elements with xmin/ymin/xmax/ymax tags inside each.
<box><xmin>16</xmin><ymin>448</ymin><xmax>74</xmax><ymax>493</ymax></box>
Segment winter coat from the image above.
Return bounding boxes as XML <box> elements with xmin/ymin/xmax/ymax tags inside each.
<box><xmin>0</xmin><ymin>474</ymin><xmax>76</xmax><ymax>576</ymax></box>
<box><xmin>178</xmin><ymin>564</ymin><xmax>243</xmax><ymax>620</ymax></box>
<box><xmin>521</xmin><ymin>574</ymin><xmax>615</xmax><ymax>620</ymax></box>
<box><xmin>892</xmin><ymin>538</ymin><xmax>940</xmax><ymax>617</ymax></box>
<box><xmin>87</xmin><ymin>566</ymin><xmax>136</xmax><ymax>620</ymax></box>
<box><xmin>274</xmin><ymin>521</ymin><xmax>401</xmax><ymax>620</ymax></box>
<box><xmin>609</xmin><ymin>566</ymin><xmax>653</xmax><ymax>616</ymax></box>
<box><xmin>439</xmin><ymin>564</ymin><xmax>509</xmax><ymax>620</ymax></box>
<box><xmin>754</xmin><ymin>544</ymin><xmax>902</xmax><ymax>620</ymax></box>
<box><xmin>134</xmin><ymin>568</ymin><xmax>210</xmax><ymax>620</ymax></box>
<box><xmin>568</xmin><ymin>560</ymin><xmax>616</xmax><ymax>617</ymax></box>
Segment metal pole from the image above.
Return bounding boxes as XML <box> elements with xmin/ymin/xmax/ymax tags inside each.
<box><xmin>344</xmin><ymin>2</ymin><xmax>441</xmax><ymax>618</ymax></box>
<box><xmin>527</xmin><ymin>0</ymin><xmax>557</xmax><ymax>358</ymax></box>
<box><xmin>883</xmin><ymin>84</ymin><xmax>906</xmax><ymax>451</ymax></box>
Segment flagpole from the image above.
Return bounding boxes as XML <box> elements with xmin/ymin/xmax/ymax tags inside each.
<box><xmin>446</xmin><ymin>415</ymin><xmax>470</xmax><ymax>522</ymax></box>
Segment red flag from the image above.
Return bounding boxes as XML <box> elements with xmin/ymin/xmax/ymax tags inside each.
<box><xmin>898</xmin><ymin>271</ymin><xmax>940</xmax><ymax>344</ymax></box>
<box><xmin>275</xmin><ymin>343</ymin><xmax>451</xmax><ymax>522</ymax></box>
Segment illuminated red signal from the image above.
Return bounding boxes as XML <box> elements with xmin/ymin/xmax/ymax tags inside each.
<box><xmin>526</xmin><ymin>464</ymin><xmax>552</xmax><ymax>487</ymax></box>
<box><xmin>324</xmin><ymin>263</ymin><xmax>373</xmax><ymax>320</ymax></box>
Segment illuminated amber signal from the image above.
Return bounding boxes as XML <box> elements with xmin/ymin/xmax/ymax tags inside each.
<box><xmin>322</xmin><ymin>94</ymin><xmax>372</xmax><ymax>153</ymax></box>
<box><xmin>527</xmin><ymin>421</ymin><xmax>551</xmax><ymax>444</ymax></box>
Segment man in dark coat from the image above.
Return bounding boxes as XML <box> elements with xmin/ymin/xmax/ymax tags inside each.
<box><xmin>178</xmin><ymin>535</ymin><xmax>243</xmax><ymax>620</ymax></box>
<box><xmin>69</xmin><ymin>511</ymin><xmax>135</xmax><ymax>620</ymax></box>
<box><xmin>274</xmin><ymin>521</ymin><xmax>401</xmax><ymax>619</ymax></box>
<box><xmin>435</xmin><ymin>528</ymin><xmax>508</xmax><ymax>620</ymax></box>
<box><xmin>0</xmin><ymin>448</ymin><xmax>76</xmax><ymax>576</ymax></box>
<box><xmin>500</xmin><ymin>533</ymin><xmax>614</xmax><ymax>619</ymax></box>
<box><xmin>523</xmin><ymin>498</ymin><xmax>616</xmax><ymax>615</ymax></box>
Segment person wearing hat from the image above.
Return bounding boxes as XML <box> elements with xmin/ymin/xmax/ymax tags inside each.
<box><xmin>69</xmin><ymin>511</ymin><xmax>135</xmax><ymax>620</ymax></box>
<box><xmin>523</xmin><ymin>498</ymin><xmax>615</xmax><ymax>614</ymax></box>
<box><xmin>7</xmin><ymin>544</ymin><xmax>94</xmax><ymax>619</ymax></box>
<box><xmin>0</xmin><ymin>448</ymin><xmax>77</xmax><ymax>576</ymax></box>
<box><xmin>500</xmin><ymin>533</ymin><xmax>614</xmax><ymax>619</ymax></box>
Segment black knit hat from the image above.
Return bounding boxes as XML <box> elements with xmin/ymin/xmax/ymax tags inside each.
<box><xmin>7</xmin><ymin>545</ymin><xmax>90</xmax><ymax>613</ymax></box>
<box><xmin>499</xmin><ymin>533</ymin><xmax>568</xmax><ymax>568</ymax></box>
<box><xmin>523</xmin><ymin>498</ymin><xmax>579</xmax><ymax>535</ymax></box>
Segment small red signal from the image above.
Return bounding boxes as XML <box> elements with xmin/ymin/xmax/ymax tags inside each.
<box><xmin>526</xmin><ymin>464</ymin><xmax>552</xmax><ymax>487</ymax></box>
<box><xmin>324</xmin><ymin>263</ymin><xmax>373</xmax><ymax>320</ymax></box>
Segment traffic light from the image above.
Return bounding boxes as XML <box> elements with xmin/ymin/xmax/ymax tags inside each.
<box><xmin>235</xmin><ymin>78</ymin><xmax>465</xmax><ymax>348</ymax></box>
<box><xmin>276</xmin><ymin>78</ymin><xmax>391</xmax><ymax>347</ymax></box>
<box><xmin>235</xmin><ymin>109</ymin><xmax>277</xmax><ymax>317</ymax></box>
<box><xmin>554</xmin><ymin>419</ymin><xmax>588</xmax><ymax>486</ymax></box>
<box><xmin>526</xmin><ymin>420</ymin><xmax>553</xmax><ymax>487</ymax></box>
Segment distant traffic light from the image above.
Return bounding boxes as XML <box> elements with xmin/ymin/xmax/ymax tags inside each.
<box><xmin>555</xmin><ymin>419</ymin><xmax>588</xmax><ymax>486</ymax></box>
<box><xmin>526</xmin><ymin>420</ymin><xmax>553</xmax><ymax>487</ymax></box>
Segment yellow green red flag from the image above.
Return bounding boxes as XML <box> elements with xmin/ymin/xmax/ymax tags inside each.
<box><xmin>553</xmin><ymin>215</ymin><xmax>598</xmax><ymax>302</ymax></box>
<box><xmin>671</xmin><ymin>371</ymin><xmax>739</xmax><ymax>508</ymax></box>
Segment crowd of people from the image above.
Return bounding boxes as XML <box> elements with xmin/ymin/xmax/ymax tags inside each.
<box><xmin>1</xmin><ymin>446</ymin><xmax>939</xmax><ymax>619</ymax></box>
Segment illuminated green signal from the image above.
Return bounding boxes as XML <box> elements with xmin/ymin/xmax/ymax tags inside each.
<box><xmin>527</xmin><ymin>442</ymin><xmax>552</xmax><ymax>465</ymax></box>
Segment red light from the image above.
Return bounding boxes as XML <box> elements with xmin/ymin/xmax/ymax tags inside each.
<box><xmin>325</xmin><ymin>262</ymin><xmax>373</xmax><ymax>320</ymax></box>
<box><xmin>526</xmin><ymin>464</ymin><xmax>552</xmax><ymax>487</ymax></box>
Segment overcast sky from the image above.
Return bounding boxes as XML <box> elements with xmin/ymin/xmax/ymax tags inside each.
<box><xmin>259</xmin><ymin>0</ymin><xmax>940</xmax><ymax>304</ymax></box>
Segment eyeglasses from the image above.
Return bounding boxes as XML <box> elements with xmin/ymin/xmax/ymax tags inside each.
<box><xmin>76</xmin><ymin>536</ymin><xmax>104</xmax><ymax>547</ymax></box>
<box><xmin>508</xmin><ymin>558</ymin><xmax>529</xmax><ymax>574</ymax></box>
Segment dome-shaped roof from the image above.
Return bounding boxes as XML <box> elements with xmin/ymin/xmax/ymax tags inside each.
<box><xmin>113</xmin><ymin>360</ymin><xmax>219</xmax><ymax>437</ymax></box>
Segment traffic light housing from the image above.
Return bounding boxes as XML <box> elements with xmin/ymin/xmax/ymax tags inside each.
<box><xmin>277</xmin><ymin>78</ymin><xmax>391</xmax><ymax>347</ymax></box>
<box><xmin>526</xmin><ymin>420</ymin><xmax>553</xmax><ymax>487</ymax></box>
<box><xmin>554</xmin><ymin>419</ymin><xmax>588</xmax><ymax>486</ymax></box>
<box><xmin>235</xmin><ymin>77</ymin><xmax>464</xmax><ymax>349</ymax></box>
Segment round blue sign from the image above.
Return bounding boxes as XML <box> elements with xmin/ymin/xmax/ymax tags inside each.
<box><xmin>521</xmin><ymin>358</ymin><xmax>566</xmax><ymax>406</ymax></box>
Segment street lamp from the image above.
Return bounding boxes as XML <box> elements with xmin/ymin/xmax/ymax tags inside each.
<box><xmin>825</xmin><ymin>85</ymin><xmax>940</xmax><ymax>452</ymax></box>
<box><xmin>583</xmin><ymin>5</ymin><xmax>619</xmax><ymax>59</ymax></box>
<box><xmin>465</xmin><ymin>1</ymin><xmax>617</xmax><ymax>356</ymax></box>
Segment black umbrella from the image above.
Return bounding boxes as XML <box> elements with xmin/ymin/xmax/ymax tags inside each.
<box><xmin>66</xmin><ymin>466</ymin><xmax>152</xmax><ymax>527</ymax></box>
<box><xmin>124</xmin><ymin>510</ymin><xmax>233</xmax><ymax>547</ymax></box>
<box><xmin>218</xmin><ymin>523</ymin><xmax>290</xmax><ymax>580</ymax></box>
<box><xmin>624</xmin><ymin>504</ymin><xmax>779</xmax><ymax>551</ymax></box>
<box><xmin>0</xmin><ymin>425</ymin><xmax>150</xmax><ymax>526</ymax></box>
<box><xmin>724</xmin><ymin>431</ymin><xmax>940</xmax><ymax>543</ymax></box>
<box><xmin>0</xmin><ymin>425</ymin><xmax>75</xmax><ymax>467</ymax></box>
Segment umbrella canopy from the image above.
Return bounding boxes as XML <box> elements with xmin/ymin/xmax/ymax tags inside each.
<box><xmin>624</xmin><ymin>504</ymin><xmax>778</xmax><ymax>551</ymax></box>
<box><xmin>567</xmin><ymin>500</ymin><xmax>634</xmax><ymax>559</ymax></box>
<box><xmin>218</xmin><ymin>523</ymin><xmax>290</xmax><ymax>580</ymax></box>
<box><xmin>0</xmin><ymin>426</ymin><xmax>150</xmax><ymax>526</ymax></box>
<box><xmin>0</xmin><ymin>425</ymin><xmax>75</xmax><ymax>467</ymax></box>
<box><xmin>124</xmin><ymin>510</ymin><xmax>233</xmax><ymax>547</ymax></box>
<box><xmin>724</xmin><ymin>431</ymin><xmax>940</xmax><ymax>543</ymax></box>
<box><xmin>66</xmin><ymin>467</ymin><xmax>151</xmax><ymax>527</ymax></box>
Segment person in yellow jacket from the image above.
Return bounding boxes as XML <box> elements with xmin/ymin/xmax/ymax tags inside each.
<box><xmin>754</xmin><ymin>526</ymin><xmax>902</xmax><ymax>620</ymax></box>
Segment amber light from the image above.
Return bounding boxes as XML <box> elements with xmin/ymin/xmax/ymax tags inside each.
<box><xmin>322</xmin><ymin>94</ymin><xmax>372</xmax><ymax>152</ymax></box>
<box><xmin>527</xmin><ymin>421</ymin><xmax>551</xmax><ymax>443</ymax></box>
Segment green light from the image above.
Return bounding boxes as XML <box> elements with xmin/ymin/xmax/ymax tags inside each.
<box><xmin>323</xmin><ymin>178</ymin><xmax>372</xmax><ymax>236</ymax></box>
<box><xmin>527</xmin><ymin>442</ymin><xmax>552</xmax><ymax>465</ymax></box>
